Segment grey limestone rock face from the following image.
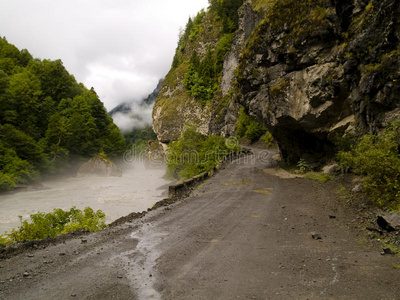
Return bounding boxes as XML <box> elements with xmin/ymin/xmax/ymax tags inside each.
<box><xmin>153</xmin><ymin>0</ymin><xmax>400</xmax><ymax>163</ymax></box>
<box><xmin>236</xmin><ymin>0</ymin><xmax>400</xmax><ymax>164</ymax></box>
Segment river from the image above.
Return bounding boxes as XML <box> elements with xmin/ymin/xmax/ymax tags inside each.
<box><xmin>0</xmin><ymin>161</ymin><xmax>171</xmax><ymax>234</ymax></box>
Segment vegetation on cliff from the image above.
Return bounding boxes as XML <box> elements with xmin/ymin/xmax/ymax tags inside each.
<box><xmin>236</xmin><ymin>107</ymin><xmax>267</xmax><ymax>142</ymax></box>
<box><xmin>338</xmin><ymin>123</ymin><xmax>400</xmax><ymax>209</ymax></box>
<box><xmin>166</xmin><ymin>124</ymin><xmax>240</xmax><ymax>179</ymax></box>
<box><xmin>0</xmin><ymin>37</ymin><xmax>126</xmax><ymax>191</ymax></box>
<box><xmin>153</xmin><ymin>0</ymin><xmax>248</xmax><ymax>141</ymax></box>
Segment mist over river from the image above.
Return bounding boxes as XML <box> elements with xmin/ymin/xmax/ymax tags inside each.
<box><xmin>0</xmin><ymin>162</ymin><xmax>171</xmax><ymax>234</ymax></box>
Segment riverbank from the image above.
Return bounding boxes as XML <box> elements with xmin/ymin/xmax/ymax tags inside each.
<box><xmin>0</xmin><ymin>161</ymin><xmax>170</xmax><ymax>234</ymax></box>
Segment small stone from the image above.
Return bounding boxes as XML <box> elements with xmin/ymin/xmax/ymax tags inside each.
<box><xmin>27</xmin><ymin>254</ymin><xmax>34</xmax><ymax>258</ymax></box>
<box><xmin>81</xmin><ymin>239</ymin><xmax>88</xmax><ymax>244</ymax></box>
<box><xmin>59</xmin><ymin>252</ymin><xmax>66</xmax><ymax>256</ymax></box>
<box><xmin>382</xmin><ymin>248</ymin><xmax>395</xmax><ymax>255</ymax></box>
<box><xmin>117</xmin><ymin>276</ymin><xmax>123</xmax><ymax>279</ymax></box>
<box><xmin>23</xmin><ymin>272</ymin><xmax>29</xmax><ymax>277</ymax></box>
<box><xmin>352</xmin><ymin>183</ymin><xmax>363</xmax><ymax>193</ymax></box>
<box><xmin>322</xmin><ymin>164</ymin><xmax>339</xmax><ymax>175</ymax></box>
<box><xmin>71</xmin><ymin>294</ymin><xmax>77</xmax><ymax>297</ymax></box>
<box><xmin>329</xmin><ymin>215</ymin><xmax>336</xmax><ymax>219</ymax></box>
<box><xmin>311</xmin><ymin>233</ymin><xmax>322</xmax><ymax>240</ymax></box>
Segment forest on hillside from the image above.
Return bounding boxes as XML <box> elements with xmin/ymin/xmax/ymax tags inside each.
<box><xmin>0</xmin><ymin>37</ymin><xmax>126</xmax><ymax>191</ymax></box>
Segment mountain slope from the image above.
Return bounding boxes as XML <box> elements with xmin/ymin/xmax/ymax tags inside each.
<box><xmin>0</xmin><ymin>37</ymin><xmax>126</xmax><ymax>191</ymax></box>
<box><xmin>153</xmin><ymin>0</ymin><xmax>400</xmax><ymax>164</ymax></box>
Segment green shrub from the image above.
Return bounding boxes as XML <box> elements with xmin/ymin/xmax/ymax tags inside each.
<box><xmin>236</xmin><ymin>108</ymin><xmax>267</xmax><ymax>142</ymax></box>
<box><xmin>215</xmin><ymin>34</ymin><xmax>233</xmax><ymax>74</ymax></box>
<box><xmin>262</xmin><ymin>132</ymin><xmax>275</xmax><ymax>148</ymax></box>
<box><xmin>0</xmin><ymin>172</ymin><xmax>14</xmax><ymax>191</ymax></box>
<box><xmin>245</xmin><ymin>122</ymin><xmax>267</xmax><ymax>141</ymax></box>
<box><xmin>304</xmin><ymin>171</ymin><xmax>333</xmax><ymax>183</ymax></box>
<box><xmin>183</xmin><ymin>48</ymin><xmax>219</xmax><ymax>104</ymax></box>
<box><xmin>166</xmin><ymin>124</ymin><xmax>240</xmax><ymax>179</ymax></box>
<box><xmin>296</xmin><ymin>158</ymin><xmax>312</xmax><ymax>174</ymax></box>
<box><xmin>0</xmin><ymin>207</ymin><xmax>107</xmax><ymax>245</ymax></box>
<box><xmin>337</xmin><ymin>124</ymin><xmax>400</xmax><ymax>208</ymax></box>
<box><xmin>269</xmin><ymin>79</ymin><xmax>289</xmax><ymax>98</ymax></box>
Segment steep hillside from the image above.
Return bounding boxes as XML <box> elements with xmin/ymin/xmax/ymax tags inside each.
<box><xmin>153</xmin><ymin>1</ymin><xmax>245</xmax><ymax>143</ymax></box>
<box><xmin>0</xmin><ymin>37</ymin><xmax>126</xmax><ymax>191</ymax></box>
<box><xmin>153</xmin><ymin>0</ymin><xmax>400</xmax><ymax>165</ymax></box>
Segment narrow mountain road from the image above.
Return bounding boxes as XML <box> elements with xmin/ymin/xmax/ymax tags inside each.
<box><xmin>1</xmin><ymin>150</ymin><xmax>399</xmax><ymax>299</ymax></box>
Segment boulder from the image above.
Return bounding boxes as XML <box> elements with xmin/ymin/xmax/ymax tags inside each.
<box><xmin>377</xmin><ymin>213</ymin><xmax>400</xmax><ymax>232</ymax></box>
<box><xmin>322</xmin><ymin>163</ymin><xmax>339</xmax><ymax>175</ymax></box>
<box><xmin>352</xmin><ymin>183</ymin><xmax>363</xmax><ymax>193</ymax></box>
<box><xmin>77</xmin><ymin>156</ymin><xmax>122</xmax><ymax>178</ymax></box>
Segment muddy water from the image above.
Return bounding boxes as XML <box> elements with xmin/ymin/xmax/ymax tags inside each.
<box><xmin>0</xmin><ymin>162</ymin><xmax>171</xmax><ymax>234</ymax></box>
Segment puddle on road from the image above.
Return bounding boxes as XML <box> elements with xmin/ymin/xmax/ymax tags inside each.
<box><xmin>110</xmin><ymin>223</ymin><xmax>166</xmax><ymax>299</ymax></box>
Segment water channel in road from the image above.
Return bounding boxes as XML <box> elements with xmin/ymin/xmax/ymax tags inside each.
<box><xmin>0</xmin><ymin>161</ymin><xmax>171</xmax><ymax>234</ymax></box>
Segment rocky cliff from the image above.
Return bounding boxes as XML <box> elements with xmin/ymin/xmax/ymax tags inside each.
<box><xmin>153</xmin><ymin>0</ymin><xmax>400</xmax><ymax>164</ymax></box>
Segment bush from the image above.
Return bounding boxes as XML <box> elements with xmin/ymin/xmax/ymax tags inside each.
<box><xmin>166</xmin><ymin>124</ymin><xmax>240</xmax><ymax>179</ymax></box>
<box><xmin>304</xmin><ymin>172</ymin><xmax>333</xmax><ymax>183</ymax></box>
<box><xmin>337</xmin><ymin>124</ymin><xmax>400</xmax><ymax>208</ymax></box>
<box><xmin>296</xmin><ymin>158</ymin><xmax>312</xmax><ymax>174</ymax></box>
<box><xmin>0</xmin><ymin>172</ymin><xmax>14</xmax><ymax>191</ymax></box>
<box><xmin>262</xmin><ymin>132</ymin><xmax>275</xmax><ymax>147</ymax></box>
<box><xmin>245</xmin><ymin>122</ymin><xmax>267</xmax><ymax>141</ymax></box>
<box><xmin>0</xmin><ymin>207</ymin><xmax>107</xmax><ymax>245</ymax></box>
<box><xmin>236</xmin><ymin>108</ymin><xmax>267</xmax><ymax>142</ymax></box>
<box><xmin>183</xmin><ymin>49</ymin><xmax>219</xmax><ymax>104</ymax></box>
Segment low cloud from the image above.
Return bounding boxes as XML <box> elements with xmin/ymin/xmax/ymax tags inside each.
<box><xmin>112</xmin><ymin>103</ymin><xmax>154</xmax><ymax>133</ymax></box>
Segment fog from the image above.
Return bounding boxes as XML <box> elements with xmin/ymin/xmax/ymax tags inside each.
<box><xmin>0</xmin><ymin>162</ymin><xmax>171</xmax><ymax>234</ymax></box>
<box><xmin>112</xmin><ymin>103</ymin><xmax>154</xmax><ymax>133</ymax></box>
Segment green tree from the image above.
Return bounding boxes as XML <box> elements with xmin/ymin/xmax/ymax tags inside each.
<box><xmin>7</xmin><ymin>70</ymin><xmax>42</xmax><ymax>138</ymax></box>
<box><xmin>102</xmin><ymin>123</ymin><xmax>127</xmax><ymax>157</ymax></box>
<box><xmin>28</xmin><ymin>59</ymin><xmax>82</xmax><ymax>103</ymax></box>
<box><xmin>45</xmin><ymin>112</ymin><xmax>70</xmax><ymax>162</ymax></box>
<box><xmin>67</xmin><ymin>112</ymin><xmax>99</xmax><ymax>156</ymax></box>
<box><xmin>0</xmin><ymin>124</ymin><xmax>47</xmax><ymax>168</ymax></box>
<box><xmin>0</xmin><ymin>141</ymin><xmax>39</xmax><ymax>186</ymax></box>
<box><xmin>209</xmin><ymin>0</ymin><xmax>245</xmax><ymax>33</ymax></box>
<box><xmin>0</xmin><ymin>38</ymin><xmax>126</xmax><ymax>190</ymax></box>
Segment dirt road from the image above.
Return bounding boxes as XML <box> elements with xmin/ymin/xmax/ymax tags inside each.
<box><xmin>1</xmin><ymin>150</ymin><xmax>399</xmax><ymax>299</ymax></box>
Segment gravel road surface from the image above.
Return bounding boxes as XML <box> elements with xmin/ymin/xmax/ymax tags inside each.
<box><xmin>1</xmin><ymin>150</ymin><xmax>399</xmax><ymax>299</ymax></box>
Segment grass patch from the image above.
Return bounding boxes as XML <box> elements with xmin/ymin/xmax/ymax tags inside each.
<box><xmin>304</xmin><ymin>172</ymin><xmax>334</xmax><ymax>184</ymax></box>
<box><xmin>253</xmin><ymin>188</ymin><xmax>273</xmax><ymax>195</ymax></box>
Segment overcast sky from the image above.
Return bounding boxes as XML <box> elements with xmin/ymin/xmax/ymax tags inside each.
<box><xmin>0</xmin><ymin>0</ymin><xmax>209</xmax><ymax>110</ymax></box>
